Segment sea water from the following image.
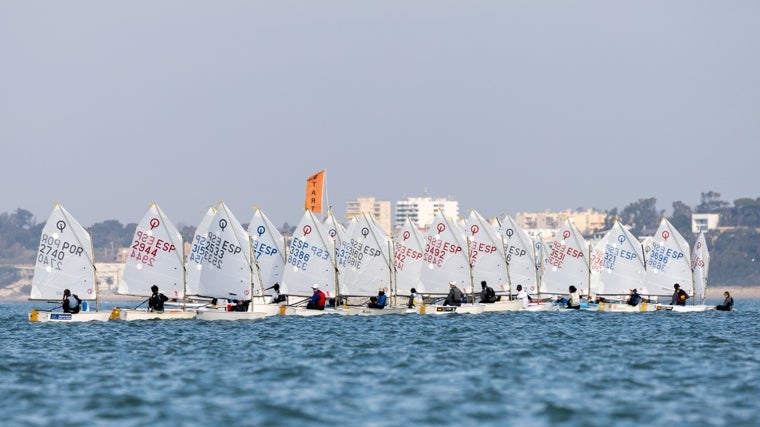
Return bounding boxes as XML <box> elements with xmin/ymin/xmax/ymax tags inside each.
<box><xmin>2</xmin><ymin>299</ymin><xmax>759</xmax><ymax>427</ymax></box>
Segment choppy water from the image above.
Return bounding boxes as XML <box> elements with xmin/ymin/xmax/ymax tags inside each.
<box><xmin>2</xmin><ymin>298</ymin><xmax>759</xmax><ymax>427</ymax></box>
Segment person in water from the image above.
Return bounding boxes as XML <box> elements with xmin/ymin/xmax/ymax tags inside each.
<box><xmin>368</xmin><ymin>288</ymin><xmax>387</xmax><ymax>309</ymax></box>
<box><xmin>148</xmin><ymin>284</ymin><xmax>169</xmax><ymax>312</ymax></box>
<box><xmin>306</xmin><ymin>284</ymin><xmax>326</xmax><ymax>310</ymax></box>
<box><xmin>62</xmin><ymin>289</ymin><xmax>82</xmax><ymax>314</ymax></box>
<box><xmin>716</xmin><ymin>291</ymin><xmax>734</xmax><ymax>311</ymax></box>
<box><xmin>443</xmin><ymin>281</ymin><xmax>463</xmax><ymax>306</ymax></box>
<box><xmin>566</xmin><ymin>285</ymin><xmax>581</xmax><ymax>309</ymax></box>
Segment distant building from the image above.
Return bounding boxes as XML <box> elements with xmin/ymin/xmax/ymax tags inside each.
<box><xmin>515</xmin><ymin>209</ymin><xmax>606</xmax><ymax>237</ymax></box>
<box><xmin>692</xmin><ymin>213</ymin><xmax>720</xmax><ymax>233</ymax></box>
<box><xmin>345</xmin><ymin>197</ymin><xmax>392</xmax><ymax>235</ymax></box>
<box><xmin>394</xmin><ymin>196</ymin><xmax>459</xmax><ymax>230</ymax></box>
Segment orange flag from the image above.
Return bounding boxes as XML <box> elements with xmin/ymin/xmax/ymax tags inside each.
<box><xmin>305</xmin><ymin>170</ymin><xmax>325</xmax><ymax>213</ymax></box>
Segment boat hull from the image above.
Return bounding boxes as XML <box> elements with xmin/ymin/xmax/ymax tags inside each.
<box><xmin>338</xmin><ymin>306</ymin><xmax>407</xmax><ymax>316</ymax></box>
<box><xmin>116</xmin><ymin>308</ymin><xmax>197</xmax><ymax>321</ymax></box>
<box><xmin>29</xmin><ymin>309</ymin><xmax>114</xmax><ymax>323</ymax></box>
<box><xmin>524</xmin><ymin>302</ymin><xmax>560</xmax><ymax>311</ymax></box>
<box><xmin>284</xmin><ymin>306</ymin><xmax>340</xmax><ymax>316</ymax></box>
<box><xmin>423</xmin><ymin>304</ymin><xmax>486</xmax><ymax>315</ymax></box>
<box><xmin>596</xmin><ymin>301</ymin><xmax>657</xmax><ymax>312</ymax></box>
<box><xmin>480</xmin><ymin>300</ymin><xmax>524</xmax><ymax>312</ymax></box>
<box><xmin>195</xmin><ymin>310</ymin><xmax>268</xmax><ymax>321</ymax></box>
<box><xmin>656</xmin><ymin>304</ymin><xmax>715</xmax><ymax>312</ymax></box>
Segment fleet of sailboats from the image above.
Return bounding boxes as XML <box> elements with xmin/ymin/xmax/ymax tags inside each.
<box><xmin>26</xmin><ymin>172</ymin><xmax>722</xmax><ymax>322</ymax></box>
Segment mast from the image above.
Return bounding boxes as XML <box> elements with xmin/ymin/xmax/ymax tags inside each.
<box><xmin>89</xmin><ymin>225</ymin><xmax>99</xmax><ymax>312</ymax></box>
<box><xmin>534</xmin><ymin>233</ymin><xmax>543</xmax><ymax>300</ymax></box>
<box><xmin>388</xmin><ymin>240</ymin><xmax>395</xmax><ymax>307</ymax></box>
<box><xmin>249</xmin><ymin>234</ymin><xmax>255</xmax><ymax>312</ymax></box>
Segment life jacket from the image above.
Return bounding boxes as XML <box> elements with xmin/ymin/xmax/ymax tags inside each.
<box><xmin>678</xmin><ymin>289</ymin><xmax>689</xmax><ymax>301</ymax></box>
<box><xmin>486</xmin><ymin>287</ymin><xmax>496</xmax><ymax>302</ymax></box>
<box><xmin>149</xmin><ymin>293</ymin><xmax>166</xmax><ymax>311</ymax></box>
<box><xmin>316</xmin><ymin>290</ymin><xmax>326</xmax><ymax>308</ymax></box>
<box><xmin>64</xmin><ymin>295</ymin><xmax>81</xmax><ymax>313</ymax></box>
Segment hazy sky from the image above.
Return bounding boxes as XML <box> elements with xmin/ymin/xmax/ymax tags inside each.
<box><xmin>2</xmin><ymin>1</ymin><xmax>758</xmax><ymax>228</ymax></box>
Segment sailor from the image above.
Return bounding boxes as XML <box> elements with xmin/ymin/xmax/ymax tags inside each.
<box><xmin>62</xmin><ymin>289</ymin><xmax>82</xmax><ymax>314</ymax></box>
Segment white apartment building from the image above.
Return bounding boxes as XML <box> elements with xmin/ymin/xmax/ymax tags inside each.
<box><xmin>345</xmin><ymin>197</ymin><xmax>393</xmax><ymax>235</ymax></box>
<box><xmin>394</xmin><ymin>197</ymin><xmax>459</xmax><ymax>231</ymax></box>
<box><xmin>515</xmin><ymin>209</ymin><xmax>607</xmax><ymax>237</ymax></box>
<box><xmin>691</xmin><ymin>213</ymin><xmax>720</xmax><ymax>233</ymax></box>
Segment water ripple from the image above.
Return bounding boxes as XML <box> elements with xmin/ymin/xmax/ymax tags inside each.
<box><xmin>2</xmin><ymin>301</ymin><xmax>760</xmax><ymax>426</ymax></box>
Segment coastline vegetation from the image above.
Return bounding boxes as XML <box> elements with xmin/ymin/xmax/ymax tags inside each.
<box><xmin>1</xmin><ymin>191</ymin><xmax>758</xmax><ymax>287</ymax></box>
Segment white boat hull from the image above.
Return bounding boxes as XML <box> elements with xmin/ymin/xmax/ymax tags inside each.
<box><xmin>423</xmin><ymin>304</ymin><xmax>486</xmax><ymax>315</ymax></box>
<box><xmin>480</xmin><ymin>300</ymin><xmax>524</xmax><ymax>312</ymax></box>
<box><xmin>252</xmin><ymin>303</ymin><xmax>289</xmax><ymax>316</ymax></box>
<box><xmin>195</xmin><ymin>310</ymin><xmax>268</xmax><ymax>321</ymax></box>
<box><xmin>116</xmin><ymin>308</ymin><xmax>197</xmax><ymax>321</ymax></box>
<box><xmin>29</xmin><ymin>309</ymin><xmax>115</xmax><ymax>323</ymax></box>
<box><xmin>284</xmin><ymin>306</ymin><xmax>340</xmax><ymax>316</ymax></box>
<box><xmin>597</xmin><ymin>301</ymin><xmax>658</xmax><ymax>312</ymax></box>
<box><xmin>524</xmin><ymin>302</ymin><xmax>560</xmax><ymax>312</ymax></box>
<box><xmin>338</xmin><ymin>306</ymin><xmax>407</xmax><ymax>316</ymax></box>
<box><xmin>656</xmin><ymin>304</ymin><xmax>715</xmax><ymax>312</ymax></box>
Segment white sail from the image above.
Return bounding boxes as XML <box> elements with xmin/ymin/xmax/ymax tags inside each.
<box><xmin>465</xmin><ymin>210</ymin><xmax>508</xmax><ymax>293</ymax></box>
<box><xmin>644</xmin><ymin>218</ymin><xmax>692</xmax><ymax>296</ymax></box>
<box><xmin>248</xmin><ymin>207</ymin><xmax>287</xmax><ymax>295</ymax></box>
<box><xmin>195</xmin><ymin>202</ymin><xmax>253</xmax><ymax>300</ymax></box>
<box><xmin>324</xmin><ymin>211</ymin><xmax>348</xmax><ymax>248</ymax></box>
<box><xmin>498</xmin><ymin>215</ymin><xmax>538</xmax><ymax>295</ymax></box>
<box><xmin>419</xmin><ymin>211</ymin><xmax>470</xmax><ymax>295</ymax></box>
<box><xmin>541</xmin><ymin>219</ymin><xmax>589</xmax><ymax>295</ymax></box>
<box><xmin>281</xmin><ymin>210</ymin><xmax>337</xmax><ymax>298</ymax></box>
<box><xmin>691</xmin><ymin>232</ymin><xmax>709</xmax><ymax>303</ymax></box>
<box><xmin>394</xmin><ymin>217</ymin><xmax>426</xmax><ymax>295</ymax></box>
<box><xmin>535</xmin><ymin>232</ymin><xmax>548</xmax><ymax>295</ymax></box>
<box><xmin>31</xmin><ymin>203</ymin><xmax>97</xmax><ymax>301</ymax></box>
<box><xmin>119</xmin><ymin>203</ymin><xmax>184</xmax><ymax>298</ymax></box>
<box><xmin>337</xmin><ymin>212</ymin><xmax>393</xmax><ymax>296</ymax></box>
<box><xmin>589</xmin><ymin>221</ymin><xmax>645</xmax><ymax>296</ymax></box>
<box><xmin>185</xmin><ymin>206</ymin><xmax>216</xmax><ymax>297</ymax></box>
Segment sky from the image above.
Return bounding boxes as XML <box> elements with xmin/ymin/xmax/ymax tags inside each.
<box><xmin>2</xmin><ymin>1</ymin><xmax>758</xmax><ymax>229</ymax></box>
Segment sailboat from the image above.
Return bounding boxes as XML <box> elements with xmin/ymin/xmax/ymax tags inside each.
<box><xmin>640</xmin><ymin>218</ymin><xmax>703</xmax><ymax>311</ymax></box>
<box><xmin>247</xmin><ymin>207</ymin><xmax>288</xmax><ymax>316</ymax></box>
<box><xmin>531</xmin><ymin>232</ymin><xmax>560</xmax><ymax>311</ymax></box>
<box><xmin>682</xmin><ymin>231</ymin><xmax>715</xmax><ymax>312</ymax></box>
<box><xmin>185</xmin><ymin>206</ymin><xmax>216</xmax><ymax>300</ymax></box>
<box><xmin>540</xmin><ymin>219</ymin><xmax>590</xmax><ymax>305</ymax></box>
<box><xmin>192</xmin><ymin>202</ymin><xmax>267</xmax><ymax>320</ymax></box>
<box><xmin>589</xmin><ymin>221</ymin><xmax>650</xmax><ymax>312</ymax></box>
<box><xmin>418</xmin><ymin>211</ymin><xmax>484</xmax><ymax>315</ymax></box>
<box><xmin>336</xmin><ymin>212</ymin><xmax>406</xmax><ymax>315</ymax></box>
<box><xmin>116</xmin><ymin>203</ymin><xmax>196</xmax><ymax>320</ymax></box>
<box><xmin>279</xmin><ymin>210</ymin><xmax>339</xmax><ymax>316</ymax></box>
<box><xmin>692</xmin><ymin>232</ymin><xmax>710</xmax><ymax>304</ymax></box>
<box><xmin>324</xmin><ymin>210</ymin><xmax>348</xmax><ymax>248</ymax></box>
<box><xmin>394</xmin><ymin>217</ymin><xmax>426</xmax><ymax>313</ymax></box>
<box><xmin>28</xmin><ymin>203</ymin><xmax>115</xmax><ymax>322</ymax></box>
<box><xmin>466</xmin><ymin>210</ymin><xmax>522</xmax><ymax>311</ymax></box>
